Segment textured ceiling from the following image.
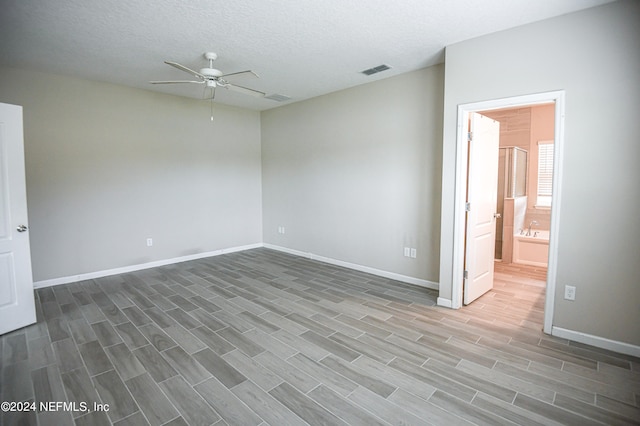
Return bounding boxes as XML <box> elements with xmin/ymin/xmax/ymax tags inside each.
<box><xmin>0</xmin><ymin>0</ymin><xmax>613</xmax><ymax>111</ymax></box>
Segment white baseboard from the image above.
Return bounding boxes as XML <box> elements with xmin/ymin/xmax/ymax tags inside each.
<box><xmin>436</xmin><ymin>297</ymin><xmax>453</xmax><ymax>308</ymax></box>
<box><xmin>264</xmin><ymin>243</ymin><xmax>439</xmax><ymax>290</ymax></box>
<box><xmin>32</xmin><ymin>243</ymin><xmax>639</xmax><ymax>359</ymax></box>
<box><xmin>263</xmin><ymin>244</ymin><xmax>312</xmax><ymax>259</ymax></box>
<box><xmin>33</xmin><ymin>243</ymin><xmax>263</xmax><ymax>289</ymax></box>
<box><xmin>34</xmin><ymin>242</ymin><xmax>438</xmax><ymax>292</ymax></box>
<box><xmin>552</xmin><ymin>326</ymin><xmax>640</xmax><ymax>358</ymax></box>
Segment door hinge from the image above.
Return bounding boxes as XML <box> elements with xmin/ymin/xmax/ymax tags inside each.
<box><xmin>465</xmin><ymin>202</ymin><xmax>471</xmax><ymax>212</ymax></box>
<box><xmin>463</xmin><ymin>270</ymin><xmax>468</xmax><ymax>280</ymax></box>
<box><xmin>467</xmin><ymin>131</ymin><xmax>473</xmax><ymax>142</ymax></box>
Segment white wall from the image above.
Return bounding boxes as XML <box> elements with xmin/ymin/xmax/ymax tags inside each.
<box><xmin>262</xmin><ymin>66</ymin><xmax>444</xmax><ymax>285</ymax></box>
<box><xmin>0</xmin><ymin>67</ymin><xmax>263</xmax><ymax>282</ymax></box>
<box><xmin>439</xmin><ymin>1</ymin><xmax>640</xmax><ymax>345</ymax></box>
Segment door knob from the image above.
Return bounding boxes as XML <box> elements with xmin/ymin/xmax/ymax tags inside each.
<box><xmin>16</xmin><ymin>225</ymin><xmax>28</xmax><ymax>232</ymax></box>
<box><xmin>494</xmin><ymin>213</ymin><xmax>501</xmax><ymax>219</ymax></box>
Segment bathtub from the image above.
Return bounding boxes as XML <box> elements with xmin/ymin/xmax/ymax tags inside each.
<box><xmin>513</xmin><ymin>230</ymin><xmax>549</xmax><ymax>267</ymax></box>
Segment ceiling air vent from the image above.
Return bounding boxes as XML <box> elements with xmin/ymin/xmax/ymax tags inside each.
<box><xmin>265</xmin><ymin>94</ymin><xmax>291</xmax><ymax>102</ymax></box>
<box><xmin>361</xmin><ymin>64</ymin><xmax>391</xmax><ymax>76</ymax></box>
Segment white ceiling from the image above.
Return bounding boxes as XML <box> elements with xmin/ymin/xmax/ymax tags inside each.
<box><xmin>0</xmin><ymin>0</ymin><xmax>613</xmax><ymax>111</ymax></box>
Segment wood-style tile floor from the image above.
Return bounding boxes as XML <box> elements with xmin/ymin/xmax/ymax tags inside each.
<box><xmin>1</xmin><ymin>248</ymin><xmax>638</xmax><ymax>425</ymax></box>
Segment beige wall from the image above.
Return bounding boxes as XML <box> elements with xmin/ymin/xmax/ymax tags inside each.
<box><xmin>0</xmin><ymin>67</ymin><xmax>263</xmax><ymax>282</ymax></box>
<box><xmin>262</xmin><ymin>66</ymin><xmax>444</xmax><ymax>284</ymax></box>
<box><xmin>439</xmin><ymin>0</ymin><xmax>640</xmax><ymax>345</ymax></box>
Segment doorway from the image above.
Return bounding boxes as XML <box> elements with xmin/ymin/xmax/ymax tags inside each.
<box><xmin>451</xmin><ymin>91</ymin><xmax>565</xmax><ymax>334</ymax></box>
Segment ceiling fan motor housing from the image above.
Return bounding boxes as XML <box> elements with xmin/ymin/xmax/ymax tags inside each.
<box><xmin>200</xmin><ymin>68</ymin><xmax>223</xmax><ymax>78</ymax></box>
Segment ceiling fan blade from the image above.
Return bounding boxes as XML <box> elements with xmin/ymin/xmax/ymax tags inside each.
<box><xmin>149</xmin><ymin>80</ymin><xmax>204</xmax><ymax>84</ymax></box>
<box><xmin>164</xmin><ymin>61</ymin><xmax>205</xmax><ymax>79</ymax></box>
<box><xmin>225</xmin><ymin>83</ymin><xmax>265</xmax><ymax>97</ymax></box>
<box><xmin>221</xmin><ymin>70</ymin><xmax>259</xmax><ymax>79</ymax></box>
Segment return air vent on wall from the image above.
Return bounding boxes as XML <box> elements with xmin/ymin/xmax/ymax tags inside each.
<box><xmin>360</xmin><ymin>64</ymin><xmax>391</xmax><ymax>76</ymax></box>
<box><xmin>265</xmin><ymin>94</ymin><xmax>291</xmax><ymax>102</ymax></box>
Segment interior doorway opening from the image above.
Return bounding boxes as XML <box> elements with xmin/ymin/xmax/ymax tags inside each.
<box><xmin>452</xmin><ymin>91</ymin><xmax>565</xmax><ymax>334</ymax></box>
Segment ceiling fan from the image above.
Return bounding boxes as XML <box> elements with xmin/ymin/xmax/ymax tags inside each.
<box><xmin>150</xmin><ymin>52</ymin><xmax>265</xmax><ymax>100</ymax></box>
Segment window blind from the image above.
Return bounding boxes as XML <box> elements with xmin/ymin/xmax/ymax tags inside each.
<box><xmin>537</xmin><ymin>141</ymin><xmax>554</xmax><ymax>206</ymax></box>
<box><xmin>538</xmin><ymin>143</ymin><xmax>553</xmax><ymax>196</ymax></box>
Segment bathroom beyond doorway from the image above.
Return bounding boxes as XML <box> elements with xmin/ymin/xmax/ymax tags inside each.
<box><xmin>481</xmin><ymin>103</ymin><xmax>555</xmax><ymax>267</ymax></box>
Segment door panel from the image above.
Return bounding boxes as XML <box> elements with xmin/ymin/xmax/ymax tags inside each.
<box><xmin>464</xmin><ymin>112</ymin><xmax>500</xmax><ymax>305</ymax></box>
<box><xmin>0</xmin><ymin>103</ymin><xmax>36</xmax><ymax>335</ymax></box>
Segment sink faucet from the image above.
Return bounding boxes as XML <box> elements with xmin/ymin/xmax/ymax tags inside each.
<box><xmin>526</xmin><ymin>220</ymin><xmax>539</xmax><ymax>236</ymax></box>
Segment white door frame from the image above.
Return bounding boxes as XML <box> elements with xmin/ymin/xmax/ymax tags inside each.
<box><xmin>451</xmin><ymin>91</ymin><xmax>565</xmax><ymax>334</ymax></box>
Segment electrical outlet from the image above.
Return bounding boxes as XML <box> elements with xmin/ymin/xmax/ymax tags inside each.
<box><xmin>564</xmin><ymin>285</ymin><xmax>576</xmax><ymax>301</ymax></box>
<box><xmin>410</xmin><ymin>248</ymin><xmax>417</xmax><ymax>259</ymax></box>
<box><xmin>404</xmin><ymin>247</ymin><xmax>410</xmax><ymax>257</ymax></box>
<box><xmin>278</xmin><ymin>226</ymin><xmax>285</xmax><ymax>234</ymax></box>
<box><xmin>146</xmin><ymin>238</ymin><xmax>153</xmax><ymax>247</ymax></box>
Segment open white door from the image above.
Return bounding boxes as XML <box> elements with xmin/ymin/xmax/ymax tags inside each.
<box><xmin>0</xmin><ymin>103</ymin><xmax>36</xmax><ymax>335</ymax></box>
<box><xmin>463</xmin><ymin>112</ymin><xmax>500</xmax><ymax>305</ymax></box>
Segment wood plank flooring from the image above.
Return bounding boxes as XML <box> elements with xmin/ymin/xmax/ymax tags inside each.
<box><xmin>1</xmin><ymin>248</ymin><xmax>638</xmax><ymax>425</ymax></box>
